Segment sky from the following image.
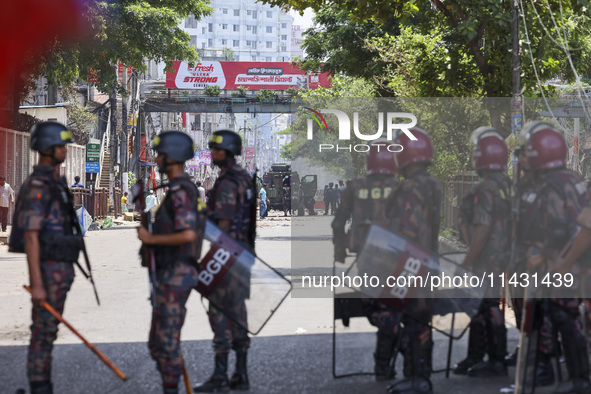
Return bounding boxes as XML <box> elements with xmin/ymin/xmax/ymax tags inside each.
<box><xmin>290</xmin><ymin>8</ymin><xmax>315</xmax><ymax>30</ymax></box>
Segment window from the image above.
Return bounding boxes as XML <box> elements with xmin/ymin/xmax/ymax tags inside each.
<box><xmin>281</xmin><ymin>46</ymin><xmax>287</xmax><ymax>52</ymax></box>
<box><xmin>252</xmin><ymin>56</ymin><xmax>257</xmax><ymax>61</ymax></box>
<box><xmin>221</xmin><ymin>39</ymin><xmax>227</xmax><ymax>45</ymax></box>
<box><xmin>251</xmin><ymin>41</ymin><xmax>257</xmax><ymax>49</ymax></box>
<box><xmin>185</xmin><ymin>15</ymin><xmax>197</xmax><ymax>28</ymax></box>
<box><xmin>233</xmin><ymin>40</ymin><xmax>239</xmax><ymax>47</ymax></box>
<box><xmin>266</xmin><ymin>41</ymin><xmax>272</xmax><ymax>48</ymax></box>
<box><xmin>233</xmin><ymin>25</ymin><xmax>239</xmax><ymax>32</ymax></box>
<box><xmin>208</xmin><ymin>38</ymin><xmax>213</xmax><ymax>47</ymax></box>
<box><xmin>266</xmin><ymin>11</ymin><xmax>273</xmax><ymax>18</ymax></box>
<box><xmin>247</xmin><ymin>10</ymin><xmax>252</xmax><ymax>15</ymax></box>
<box><xmin>252</xmin><ymin>11</ymin><xmax>257</xmax><ymax>19</ymax></box>
<box><xmin>222</xmin><ymin>24</ymin><xmax>227</xmax><ymax>29</ymax></box>
<box><xmin>281</xmin><ymin>23</ymin><xmax>287</xmax><ymax>28</ymax></box>
<box><xmin>190</xmin><ymin>35</ymin><xmax>197</xmax><ymax>48</ymax></box>
<box><xmin>252</xmin><ymin>26</ymin><xmax>257</xmax><ymax>34</ymax></box>
<box><xmin>281</xmin><ymin>35</ymin><xmax>287</xmax><ymax>40</ymax></box>
<box><xmin>266</xmin><ymin>56</ymin><xmax>272</xmax><ymax>62</ymax></box>
<box><xmin>202</xmin><ymin>42</ymin><xmax>206</xmax><ymax>49</ymax></box>
<box><xmin>201</xmin><ymin>27</ymin><xmax>206</xmax><ymax>34</ymax></box>
<box><xmin>208</xmin><ymin>23</ymin><xmax>213</xmax><ymax>32</ymax></box>
<box><xmin>247</xmin><ymin>25</ymin><xmax>251</xmax><ymax>31</ymax></box>
<box><xmin>266</xmin><ymin>26</ymin><xmax>272</xmax><ymax>33</ymax></box>
<box><xmin>222</xmin><ymin>8</ymin><xmax>228</xmax><ymax>14</ymax></box>
<box><xmin>233</xmin><ymin>9</ymin><xmax>240</xmax><ymax>16</ymax></box>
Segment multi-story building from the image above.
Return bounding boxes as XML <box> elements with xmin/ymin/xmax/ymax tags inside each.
<box><xmin>183</xmin><ymin>0</ymin><xmax>293</xmax><ymax>62</ymax></box>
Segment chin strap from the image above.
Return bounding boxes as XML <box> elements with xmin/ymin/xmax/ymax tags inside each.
<box><xmin>158</xmin><ymin>153</ymin><xmax>169</xmax><ymax>178</ymax></box>
<box><xmin>39</xmin><ymin>146</ymin><xmax>64</xmax><ymax>165</ymax></box>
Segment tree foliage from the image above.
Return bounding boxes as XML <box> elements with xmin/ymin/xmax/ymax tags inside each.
<box><xmin>295</xmin><ymin>6</ymin><xmax>399</xmax><ymax>87</ymax></box>
<box><xmin>267</xmin><ymin>0</ymin><xmax>591</xmax><ymax>133</ymax></box>
<box><xmin>33</xmin><ymin>0</ymin><xmax>212</xmax><ymax>94</ymax></box>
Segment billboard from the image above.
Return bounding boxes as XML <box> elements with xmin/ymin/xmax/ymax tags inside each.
<box><xmin>166</xmin><ymin>61</ymin><xmax>331</xmax><ymax>90</ymax></box>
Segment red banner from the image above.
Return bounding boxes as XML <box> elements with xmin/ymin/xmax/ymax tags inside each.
<box><xmin>166</xmin><ymin>61</ymin><xmax>331</xmax><ymax>90</ymax></box>
<box><xmin>243</xmin><ymin>147</ymin><xmax>255</xmax><ymax>161</ymax></box>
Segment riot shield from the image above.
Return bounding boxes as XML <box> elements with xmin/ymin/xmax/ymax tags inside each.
<box><xmin>349</xmin><ymin>225</ymin><xmax>485</xmax><ymax>335</ymax></box>
<box><xmin>196</xmin><ymin>220</ymin><xmax>292</xmax><ymax>335</ymax></box>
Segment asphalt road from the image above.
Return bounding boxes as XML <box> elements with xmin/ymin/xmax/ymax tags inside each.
<box><xmin>0</xmin><ymin>212</ymin><xmax>563</xmax><ymax>393</ymax></box>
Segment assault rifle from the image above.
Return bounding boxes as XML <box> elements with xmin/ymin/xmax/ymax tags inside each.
<box><xmin>60</xmin><ymin>177</ymin><xmax>100</xmax><ymax>305</ymax></box>
<box><xmin>131</xmin><ymin>181</ymin><xmax>157</xmax><ymax>308</ymax></box>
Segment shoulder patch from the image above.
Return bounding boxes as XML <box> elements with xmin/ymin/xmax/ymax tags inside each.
<box><xmin>171</xmin><ymin>184</ymin><xmax>181</xmax><ymax>191</ymax></box>
<box><xmin>31</xmin><ymin>179</ymin><xmax>45</xmax><ymax>187</ymax></box>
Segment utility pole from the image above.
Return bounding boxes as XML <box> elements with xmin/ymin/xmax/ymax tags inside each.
<box><xmin>110</xmin><ymin>66</ymin><xmax>118</xmax><ymax>186</ymax></box>
<box><xmin>511</xmin><ymin>0</ymin><xmax>522</xmax><ymax>179</ymax></box>
<box><xmin>121</xmin><ymin>66</ymin><xmax>128</xmax><ymax>193</ymax></box>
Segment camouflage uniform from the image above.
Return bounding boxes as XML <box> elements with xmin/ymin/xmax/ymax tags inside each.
<box><xmin>385</xmin><ymin>168</ymin><xmax>441</xmax><ymax>381</ymax></box>
<box><xmin>529</xmin><ymin>168</ymin><xmax>590</xmax><ymax>389</ymax></box>
<box><xmin>511</xmin><ymin>173</ymin><xmax>555</xmax><ymax>366</ymax></box>
<box><xmin>573</xmin><ymin>183</ymin><xmax>591</xmax><ymax>362</ymax></box>
<box><xmin>148</xmin><ymin>175</ymin><xmax>205</xmax><ymax>387</ymax></box>
<box><xmin>458</xmin><ymin>172</ymin><xmax>511</xmax><ymax>374</ymax></box>
<box><xmin>206</xmin><ymin>161</ymin><xmax>253</xmax><ymax>355</ymax></box>
<box><xmin>332</xmin><ymin>174</ymin><xmax>401</xmax><ymax>379</ymax></box>
<box><xmin>11</xmin><ymin>166</ymin><xmax>76</xmax><ymax>384</ymax></box>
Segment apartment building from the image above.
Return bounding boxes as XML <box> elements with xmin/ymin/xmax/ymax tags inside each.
<box><xmin>183</xmin><ymin>0</ymin><xmax>293</xmax><ymax>62</ymax></box>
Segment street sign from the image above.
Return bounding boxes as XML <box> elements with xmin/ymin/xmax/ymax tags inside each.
<box><xmin>87</xmin><ymin>143</ymin><xmax>100</xmax><ymax>163</ymax></box>
<box><xmin>86</xmin><ymin>162</ymin><xmax>100</xmax><ymax>173</ymax></box>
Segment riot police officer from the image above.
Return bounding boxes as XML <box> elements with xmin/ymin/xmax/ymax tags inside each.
<box><xmin>9</xmin><ymin>121</ymin><xmax>77</xmax><ymax>394</ymax></box>
<box><xmin>136</xmin><ymin>131</ymin><xmax>205</xmax><ymax>394</ymax></box>
<box><xmin>522</xmin><ymin>123</ymin><xmax>590</xmax><ymax>394</ymax></box>
<box><xmin>332</xmin><ymin>139</ymin><xmax>400</xmax><ymax>381</ymax></box>
<box><xmin>194</xmin><ymin>129</ymin><xmax>255</xmax><ymax>393</ymax></box>
<box><xmin>507</xmin><ymin>121</ymin><xmax>556</xmax><ymax>386</ymax></box>
<box><xmin>385</xmin><ymin>127</ymin><xmax>441</xmax><ymax>394</ymax></box>
<box><xmin>455</xmin><ymin>127</ymin><xmax>511</xmax><ymax>377</ymax></box>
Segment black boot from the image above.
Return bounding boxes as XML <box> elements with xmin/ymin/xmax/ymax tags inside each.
<box><xmin>163</xmin><ymin>385</ymin><xmax>179</xmax><ymax>394</ymax></box>
<box><xmin>193</xmin><ymin>354</ymin><xmax>230</xmax><ymax>393</ymax></box>
<box><xmin>453</xmin><ymin>317</ymin><xmax>486</xmax><ymax>375</ymax></box>
<box><xmin>535</xmin><ymin>353</ymin><xmax>555</xmax><ymax>387</ymax></box>
<box><xmin>387</xmin><ymin>378</ymin><xmax>433</xmax><ymax>394</ymax></box>
<box><xmin>30</xmin><ymin>381</ymin><xmax>53</xmax><ymax>394</ymax></box>
<box><xmin>229</xmin><ymin>351</ymin><xmax>250</xmax><ymax>390</ymax></box>
<box><xmin>374</xmin><ymin>331</ymin><xmax>396</xmax><ymax>381</ymax></box>
<box><xmin>505</xmin><ymin>346</ymin><xmax>519</xmax><ymax>367</ymax></box>
<box><xmin>468</xmin><ymin>325</ymin><xmax>508</xmax><ymax>377</ymax></box>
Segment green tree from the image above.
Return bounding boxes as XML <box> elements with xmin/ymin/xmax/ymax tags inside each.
<box><xmin>266</xmin><ymin>0</ymin><xmax>591</xmax><ymax>134</ymax></box>
<box><xmin>31</xmin><ymin>0</ymin><xmax>212</xmax><ymax>95</ymax></box>
<box><xmin>296</xmin><ymin>6</ymin><xmax>399</xmax><ymax>88</ymax></box>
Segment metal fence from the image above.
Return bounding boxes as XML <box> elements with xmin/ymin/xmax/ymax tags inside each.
<box><xmin>442</xmin><ymin>171</ymin><xmax>480</xmax><ymax>235</ymax></box>
<box><xmin>0</xmin><ymin>127</ymin><xmax>86</xmax><ymax>225</ymax></box>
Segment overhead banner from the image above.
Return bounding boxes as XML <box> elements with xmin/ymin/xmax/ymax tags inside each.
<box><xmin>188</xmin><ymin>151</ymin><xmax>201</xmax><ymax>169</ymax></box>
<box><xmin>166</xmin><ymin>61</ymin><xmax>331</xmax><ymax>90</ymax></box>
<box><xmin>200</xmin><ymin>150</ymin><xmax>211</xmax><ymax>165</ymax></box>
